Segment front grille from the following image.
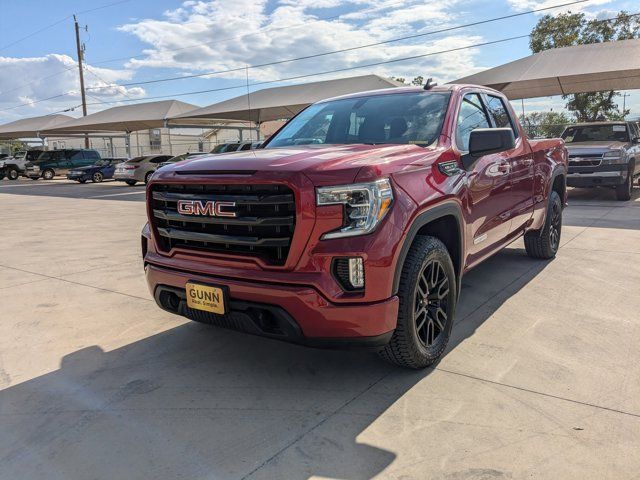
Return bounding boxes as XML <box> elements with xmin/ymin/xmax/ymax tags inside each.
<box><xmin>150</xmin><ymin>183</ymin><xmax>296</xmax><ymax>265</ymax></box>
<box><xmin>568</xmin><ymin>154</ymin><xmax>602</xmax><ymax>167</ymax></box>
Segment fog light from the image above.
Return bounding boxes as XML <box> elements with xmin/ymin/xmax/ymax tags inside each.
<box><xmin>348</xmin><ymin>257</ymin><xmax>364</xmax><ymax>289</ymax></box>
<box><xmin>333</xmin><ymin>257</ymin><xmax>365</xmax><ymax>291</ymax></box>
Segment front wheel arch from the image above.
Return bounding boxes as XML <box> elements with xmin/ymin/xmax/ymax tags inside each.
<box><xmin>392</xmin><ymin>202</ymin><xmax>464</xmax><ymax>298</ymax></box>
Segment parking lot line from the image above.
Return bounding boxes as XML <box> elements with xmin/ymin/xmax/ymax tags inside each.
<box><xmin>88</xmin><ymin>190</ymin><xmax>147</xmax><ymax>198</ymax></box>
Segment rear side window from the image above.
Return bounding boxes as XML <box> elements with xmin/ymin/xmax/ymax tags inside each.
<box><xmin>485</xmin><ymin>95</ymin><xmax>519</xmax><ymax>139</ymax></box>
<box><xmin>456</xmin><ymin>93</ymin><xmax>491</xmax><ymax>151</ymax></box>
<box><xmin>85</xmin><ymin>150</ymin><xmax>100</xmax><ymax>160</ymax></box>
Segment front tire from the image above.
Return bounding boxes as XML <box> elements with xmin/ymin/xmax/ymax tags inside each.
<box><xmin>525</xmin><ymin>190</ymin><xmax>562</xmax><ymax>259</ymax></box>
<box><xmin>42</xmin><ymin>169</ymin><xmax>55</xmax><ymax>180</ymax></box>
<box><xmin>144</xmin><ymin>171</ymin><xmax>153</xmax><ymax>184</ymax></box>
<box><xmin>615</xmin><ymin>169</ymin><xmax>633</xmax><ymax>201</ymax></box>
<box><xmin>379</xmin><ymin>236</ymin><xmax>457</xmax><ymax>369</ymax></box>
<box><xmin>92</xmin><ymin>171</ymin><xmax>104</xmax><ymax>183</ymax></box>
<box><xmin>7</xmin><ymin>168</ymin><xmax>19</xmax><ymax>180</ymax></box>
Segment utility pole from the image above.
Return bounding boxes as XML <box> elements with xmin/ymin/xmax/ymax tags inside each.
<box><xmin>74</xmin><ymin>14</ymin><xmax>89</xmax><ymax>148</ymax></box>
<box><xmin>622</xmin><ymin>93</ymin><xmax>630</xmax><ymax>117</ymax></box>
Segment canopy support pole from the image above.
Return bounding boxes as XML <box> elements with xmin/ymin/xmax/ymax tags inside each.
<box><xmin>126</xmin><ymin>132</ymin><xmax>132</xmax><ymax>158</ymax></box>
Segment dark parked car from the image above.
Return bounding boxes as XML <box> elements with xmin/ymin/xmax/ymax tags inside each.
<box><xmin>25</xmin><ymin>149</ymin><xmax>101</xmax><ymax>180</ymax></box>
<box><xmin>66</xmin><ymin>158</ymin><xmax>127</xmax><ymax>183</ymax></box>
<box><xmin>562</xmin><ymin>121</ymin><xmax>640</xmax><ymax>200</ymax></box>
<box><xmin>211</xmin><ymin>143</ymin><xmax>241</xmax><ymax>153</ymax></box>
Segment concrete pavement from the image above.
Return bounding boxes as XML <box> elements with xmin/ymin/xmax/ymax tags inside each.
<box><xmin>1</xmin><ymin>178</ymin><xmax>639</xmax><ymax>479</ymax></box>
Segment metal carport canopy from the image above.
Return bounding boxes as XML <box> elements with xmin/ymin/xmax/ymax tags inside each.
<box><xmin>170</xmin><ymin>74</ymin><xmax>403</xmax><ymax>123</ymax></box>
<box><xmin>0</xmin><ymin>114</ymin><xmax>74</xmax><ymax>139</ymax></box>
<box><xmin>450</xmin><ymin>38</ymin><xmax>640</xmax><ymax>99</ymax></box>
<box><xmin>42</xmin><ymin>99</ymin><xmax>199</xmax><ymax>134</ymax></box>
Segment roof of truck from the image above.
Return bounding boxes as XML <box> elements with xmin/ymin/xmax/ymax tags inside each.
<box><xmin>317</xmin><ymin>83</ymin><xmax>502</xmax><ymax>103</ymax></box>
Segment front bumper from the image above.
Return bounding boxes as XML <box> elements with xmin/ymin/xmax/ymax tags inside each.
<box><xmin>146</xmin><ymin>262</ymin><xmax>398</xmax><ymax>345</ymax></box>
<box><xmin>114</xmin><ymin>172</ymin><xmax>136</xmax><ymax>181</ymax></box>
<box><xmin>66</xmin><ymin>173</ymin><xmax>88</xmax><ymax>181</ymax></box>
<box><xmin>567</xmin><ymin>170</ymin><xmax>627</xmax><ymax>187</ymax></box>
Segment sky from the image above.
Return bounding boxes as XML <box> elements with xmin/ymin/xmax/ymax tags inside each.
<box><xmin>0</xmin><ymin>0</ymin><xmax>638</xmax><ymax>125</ymax></box>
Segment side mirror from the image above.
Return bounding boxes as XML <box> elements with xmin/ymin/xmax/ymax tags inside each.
<box><xmin>461</xmin><ymin>128</ymin><xmax>516</xmax><ymax>170</ymax></box>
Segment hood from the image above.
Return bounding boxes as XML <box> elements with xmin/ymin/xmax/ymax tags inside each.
<box><xmin>72</xmin><ymin>165</ymin><xmax>98</xmax><ymax>171</ymax></box>
<box><xmin>162</xmin><ymin>144</ymin><xmax>439</xmax><ymax>184</ymax></box>
<box><xmin>566</xmin><ymin>140</ymin><xmax>628</xmax><ymax>154</ymax></box>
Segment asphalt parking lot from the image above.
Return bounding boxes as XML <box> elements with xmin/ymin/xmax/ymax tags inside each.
<box><xmin>1</xmin><ymin>178</ymin><xmax>639</xmax><ymax>480</ymax></box>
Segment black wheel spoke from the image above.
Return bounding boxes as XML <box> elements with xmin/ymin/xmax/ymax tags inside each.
<box><xmin>413</xmin><ymin>259</ymin><xmax>450</xmax><ymax>348</ymax></box>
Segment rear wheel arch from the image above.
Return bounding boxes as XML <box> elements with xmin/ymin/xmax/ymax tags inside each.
<box><xmin>392</xmin><ymin>202</ymin><xmax>464</xmax><ymax>298</ymax></box>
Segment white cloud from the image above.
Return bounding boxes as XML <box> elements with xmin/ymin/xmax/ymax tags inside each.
<box><xmin>0</xmin><ymin>54</ymin><xmax>145</xmax><ymax>123</ymax></box>
<box><xmin>117</xmin><ymin>0</ymin><xmax>481</xmax><ymax>85</ymax></box>
<box><xmin>506</xmin><ymin>0</ymin><xmax>614</xmax><ymax>14</ymax></box>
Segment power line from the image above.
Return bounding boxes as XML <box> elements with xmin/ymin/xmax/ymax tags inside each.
<box><xmin>87</xmin><ymin>0</ymin><xmax>593</xmax><ymax>91</ymax></box>
<box><xmin>0</xmin><ymin>0</ymin><xmax>133</xmax><ymax>53</ymax></box>
<box><xmin>83</xmin><ymin>34</ymin><xmax>533</xmax><ymax>107</ymax></box>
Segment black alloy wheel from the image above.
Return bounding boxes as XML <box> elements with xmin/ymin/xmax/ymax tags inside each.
<box><xmin>414</xmin><ymin>259</ymin><xmax>450</xmax><ymax>348</ymax></box>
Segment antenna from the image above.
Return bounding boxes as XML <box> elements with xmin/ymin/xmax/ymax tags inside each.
<box><xmin>423</xmin><ymin>78</ymin><xmax>437</xmax><ymax>90</ymax></box>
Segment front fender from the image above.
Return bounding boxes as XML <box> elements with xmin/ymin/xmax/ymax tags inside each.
<box><xmin>391</xmin><ymin>200</ymin><xmax>464</xmax><ymax>297</ymax></box>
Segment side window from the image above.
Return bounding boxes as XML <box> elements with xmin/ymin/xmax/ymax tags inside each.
<box><xmin>69</xmin><ymin>151</ymin><xmax>88</xmax><ymax>166</ymax></box>
<box><xmin>456</xmin><ymin>93</ymin><xmax>491</xmax><ymax>151</ymax></box>
<box><xmin>486</xmin><ymin>95</ymin><xmax>519</xmax><ymax>139</ymax></box>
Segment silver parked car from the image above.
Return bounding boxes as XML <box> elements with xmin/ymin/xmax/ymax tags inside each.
<box><xmin>113</xmin><ymin>155</ymin><xmax>172</xmax><ymax>186</ymax></box>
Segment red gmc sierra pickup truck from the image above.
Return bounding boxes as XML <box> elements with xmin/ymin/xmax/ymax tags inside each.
<box><xmin>142</xmin><ymin>84</ymin><xmax>568</xmax><ymax>368</ymax></box>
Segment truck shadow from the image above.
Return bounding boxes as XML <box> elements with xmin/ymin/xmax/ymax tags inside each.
<box><xmin>0</xmin><ymin>247</ymin><xmax>550</xmax><ymax>480</ymax></box>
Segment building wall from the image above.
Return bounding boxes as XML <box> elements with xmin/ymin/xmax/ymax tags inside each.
<box><xmin>44</xmin><ymin>121</ymin><xmax>283</xmax><ymax>158</ymax></box>
<box><xmin>47</xmin><ymin>126</ymin><xmax>246</xmax><ymax>158</ymax></box>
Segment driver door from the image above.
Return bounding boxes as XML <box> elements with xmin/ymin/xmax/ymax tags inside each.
<box><xmin>456</xmin><ymin>93</ymin><xmax>512</xmax><ymax>259</ymax></box>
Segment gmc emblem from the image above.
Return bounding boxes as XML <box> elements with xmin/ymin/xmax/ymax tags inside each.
<box><xmin>177</xmin><ymin>200</ymin><xmax>237</xmax><ymax>217</ymax></box>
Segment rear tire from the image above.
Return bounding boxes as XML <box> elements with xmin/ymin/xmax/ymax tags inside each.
<box><xmin>615</xmin><ymin>169</ymin><xmax>633</xmax><ymax>201</ymax></box>
<box><xmin>0</xmin><ymin>173</ymin><xmax>5</xmax><ymax>180</ymax></box>
<box><xmin>42</xmin><ymin>169</ymin><xmax>55</xmax><ymax>180</ymax></box>
<box><xmin>7</xmin><ymin>168</ymin><xmax>19</xmax><ymax>180</ymax></box>
<box><xmin>92</xmin><ymin>171</ymin><xmax>104</xmax><ymax>183</ymax></box>
<box><xmin>379</xmin><ymin>236</ymin><xmax>457</xmax><ymax>369</ymax></box>
<box><xmin>525</xmin><ymin>190</ymin><xmax>562</xmax><ymax>259</ymax></box>
<box><xmin>125</xmin><ymin>180</ymin><xmax>137</xmax><ymax>186</ymax></box>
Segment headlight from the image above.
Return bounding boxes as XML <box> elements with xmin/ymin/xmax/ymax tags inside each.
<box><xmin>601</xmin><ymin>150</ymin><xmax>625</xmax><ymax>164</ymax></box>
<box><xmin>316</xmin><ymin>178</ymin><xmax>393</xmax><ymax>239</ymax></box>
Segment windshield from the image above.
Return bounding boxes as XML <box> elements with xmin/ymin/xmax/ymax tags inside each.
<box><xmin>561</xmin><ymin>124</ymin><xmax>629</xmax><ymax>143</ymax></box>
<box><xmin>266</xmin><ymin>91</ymin><xmax>451</xmax><ymax>148</ymax></box>
<box><xmin>26</xmin><ymin>151</ymin><xmax>41</xmax><ymax>161</ymax></box>
<box><xmin>36</xmin><ymin>151</ymin><xmax>63</xmax><ymax>162</ymax></box>
<box><xmin>211</xmin><ymin>144</ymin><xmax>227</xmax><ymax>153</ymax></box>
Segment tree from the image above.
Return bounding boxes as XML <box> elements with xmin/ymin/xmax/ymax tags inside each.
<box><xmin>518</xmin><ymin>111</ymin><xmax>571</xmax><ymax>138</ymax></box>
<box><xmin>390</xmin><ymin>76</ymin><xmax>426</xmax><ymax>86</ymax></box>
<box><xmin>529</xmin><ymin>11</ymin><xmax>639</xmax><ymax>121</ymax></box>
